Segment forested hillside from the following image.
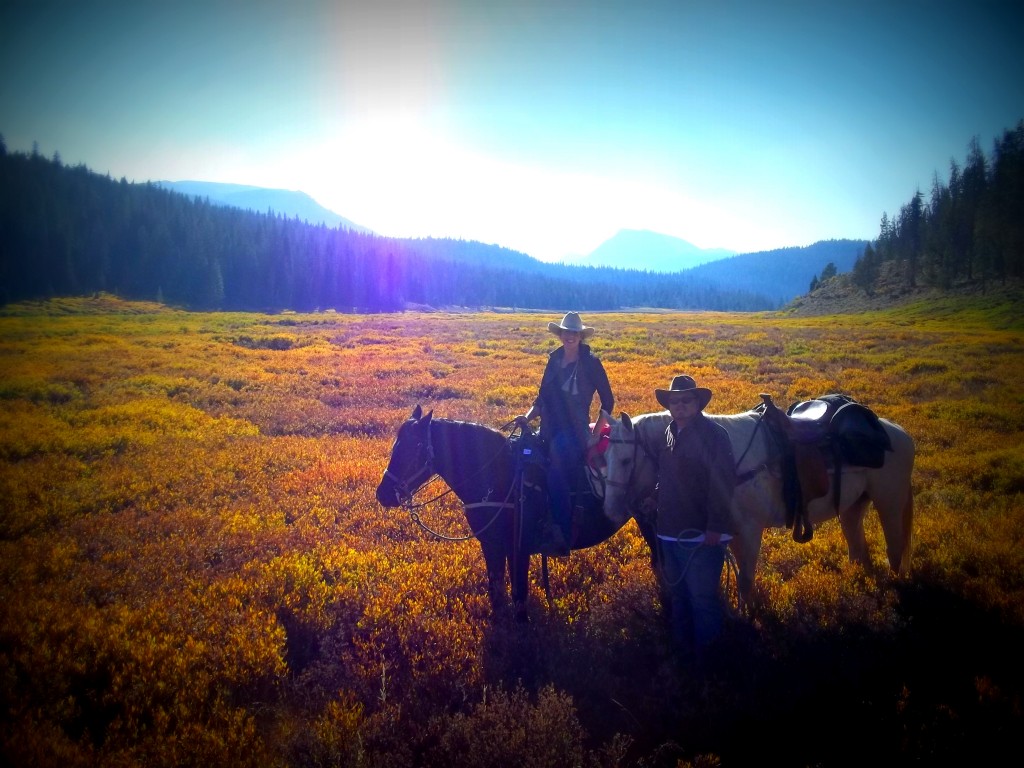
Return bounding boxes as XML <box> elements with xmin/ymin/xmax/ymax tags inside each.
<box><xmin>687</xmin><ymin>240</ymin><xmax>868</xmax><ymax>305</ymax></box>
<box><xmin>0</xmin><ymin>141</ymin><xmax>777</xmax><ymax>312</ymax></box>
<box><xmin>850</xmin><ymin>119</ymin><xmax>1024</xmax><ymax>293</ymax></box>
<box><xmin>155</xmin><ymin>180</ymin><xmax>371</xmax><ymax>233</ymax></box>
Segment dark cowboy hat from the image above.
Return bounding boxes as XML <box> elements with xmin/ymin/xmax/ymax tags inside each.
<box><xmin>547</xmin><ymin>311</ymin><xmax>595</xmax><ymax>339</ymax></box>
<box><xmin>655</xmin><ymin>374</ymin><xmax>713</xmax><ymax>410</ymax></box>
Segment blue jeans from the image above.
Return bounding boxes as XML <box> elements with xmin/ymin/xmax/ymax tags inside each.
<box><xmin>546</xmin><ymin>431</ymin><xmax>584</xmax><ymax>541</ymax></box>
<box><xmin>659</xmin><ymin>540</ymin><xmax>727</xmax><ymax>661</ymax></box>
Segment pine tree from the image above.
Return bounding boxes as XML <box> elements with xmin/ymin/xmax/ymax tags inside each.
<box><xmin>852</xmin><ymin>243</ymin><xmax>880</xmax><ymax>293</ymax></box>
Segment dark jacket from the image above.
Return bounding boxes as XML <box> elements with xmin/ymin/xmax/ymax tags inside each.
<box><xmin>533</xmin><ymin>344</ymin><xmax>613</xmax><ymax>444</ymax></box>
<box><xmin>655</xmin><ymin>413</ymin><xmax>736</xmax><ymax>539</ymax></box>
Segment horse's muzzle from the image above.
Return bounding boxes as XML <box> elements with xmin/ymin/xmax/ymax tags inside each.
<box><xmin>375</xmin><ymin>477</ymin><xmax>402</xmax><ymax>508</ymax></box>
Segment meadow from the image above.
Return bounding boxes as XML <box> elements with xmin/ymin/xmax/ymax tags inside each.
<box><xmin>1</xmin><ymin>293</ymin><xmax>1022</xmax><ymax>767</ymax></box>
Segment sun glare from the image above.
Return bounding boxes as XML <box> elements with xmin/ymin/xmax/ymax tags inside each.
<box><xmin>284</xmin><ymin>120</ymin><xmax>621</xmax><ymax>259</ymax></box>
<box><xmin>276</xmin><ymin>117</ymin><xmax>768</xmax><ymax>261</ymax></box>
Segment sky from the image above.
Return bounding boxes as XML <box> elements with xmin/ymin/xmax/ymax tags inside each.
<box><xmin>2</xmin><ymin>0</ymin><xmax>1023</xmax><ymax>262</ymax></box>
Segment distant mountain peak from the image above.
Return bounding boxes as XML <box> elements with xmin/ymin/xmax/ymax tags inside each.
<box><xmin>571</xmin><ymin>229</ymin><xmax>736</xmax><ymax>272</ymax></box>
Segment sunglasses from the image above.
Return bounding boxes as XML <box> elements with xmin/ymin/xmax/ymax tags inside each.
<box><xmin>667</xmin><ymin>396</ymin><xmax>698</xmax><ymax>406</ymax></box>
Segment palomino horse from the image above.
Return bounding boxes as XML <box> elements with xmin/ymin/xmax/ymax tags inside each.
<box><xmin>375</xmin><ymin>405</ymin><xmax>657</xmax><ymax>621</ymax></box>
<box><xmin>598</xmin><ymin>404</ymin><xmax>915</xmax><ymax>603</ymax></box>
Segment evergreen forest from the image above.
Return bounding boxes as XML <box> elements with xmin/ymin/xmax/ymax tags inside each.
<box><xmin>0</xmin><ymin>138</ymin><xmax>776</xmax><ymax>313</ymax></box>
<box><xmin>852</xmin><ymin>119</ymin><xmax>1024</xmax><ymax>291</ymax></box>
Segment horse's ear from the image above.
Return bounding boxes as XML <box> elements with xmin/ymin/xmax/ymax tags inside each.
<box><xmin>411</xmin><ymin>404</ymin><xmax>423</xmax><ymax>420</ymax></box>
<box><xmin>422</xmin><ymin>409</ymin><xmax>433</xmax><ymax>425</ymax></box>
<box><xmin>594</xmin><ymin>409</ymin><xmax>611</xmax><ymax>434</ymax></box>
<box><xmin>621</xmin><ymin>413</ymin><xmax>633</xmax><ymax>429</ymax></box>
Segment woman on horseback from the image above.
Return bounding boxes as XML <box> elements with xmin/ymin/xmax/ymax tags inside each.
<box><xmin>516</xmin><ymin>312</ymin><xmax>614</xmax><ymax>555</ymax></box>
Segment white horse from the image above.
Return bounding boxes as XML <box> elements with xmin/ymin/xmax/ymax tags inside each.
<box><xmin>598</xmin><ymin>406</ymin><xmax>915</xmax><ymax>603</ymax></box>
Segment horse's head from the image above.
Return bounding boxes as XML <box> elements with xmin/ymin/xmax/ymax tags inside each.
<box><xmin>376</xmin><ymin>404</ymin><xmax>436</xmax><ymax>508</ymax></box>
<box><xmin>601</xmin><ymin>410</ymin><xmax>662</xmax><ymax>526</ymax></box>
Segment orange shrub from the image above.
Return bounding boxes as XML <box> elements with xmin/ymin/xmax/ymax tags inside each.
<box><xmin>1</xmin><ymin>295</ymin><xmax>1022</xmax><ymax>766</ymax></box>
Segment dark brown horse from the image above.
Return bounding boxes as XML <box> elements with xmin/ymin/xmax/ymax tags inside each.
<box><xmin>375</xmin><ymin>405</ymin><xmax>656</xmax><ymax>621</ymax></box>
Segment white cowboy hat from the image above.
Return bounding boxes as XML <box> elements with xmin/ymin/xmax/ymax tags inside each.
<box><xmin>547</xmin><ymin>311</ymin><xmax>595</xmax><ymax>339</ymax></box>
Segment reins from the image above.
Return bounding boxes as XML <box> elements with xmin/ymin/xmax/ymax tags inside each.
<box><xmin>396</xmin><ymin>420</ymin><xmax>563</xmax><ymax>604</ymax></box>
<box><xmin>656</xmin><ymin>531</ymin><xmax>742</xmax><ymax>610</ymax></box>
<box><xmin>409</xmin><ymin>487</ymin><xmax>516</xmax><ymax>542</ymax></box>
<box><xmin>734</xmin><ymin>410</ymin><xmax>778</xmax><ymax>485</ymax></box>
<box><xmin>394</xmin><ymin>419</ymin><xmax>523</xmax><ymax>542</ymax></box>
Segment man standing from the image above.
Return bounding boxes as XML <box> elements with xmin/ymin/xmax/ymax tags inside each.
<box><xmin>652</xmin><ymin>375</ymin><xmax>736</xmax><ymax>667</ymax></box>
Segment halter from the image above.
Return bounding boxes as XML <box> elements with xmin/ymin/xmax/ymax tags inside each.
<box><xmin>581</xmin><ymin>422</ymin><xmax>612</xmax><ymax>499</ymax></box>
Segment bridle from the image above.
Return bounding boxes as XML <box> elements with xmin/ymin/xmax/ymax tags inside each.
<box><xmin>382</xmin><ymin>421</ymin><xmax>437</xmax><ymax>507</ymax></box>
<box><xmin>602</xmin><ymin>421</ymin><xmax>658</xmax><ymax>498</ymax></box>
<box><xmin>381</xmin><ymin>419</ymin><xmax>521</xmax><ymax>542</ymax></box>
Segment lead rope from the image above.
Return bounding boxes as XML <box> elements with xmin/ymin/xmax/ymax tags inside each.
<box><xmin>657</xmin><ymin>532</ymin><xmax>744</xmax><ymax>615</ymax></box>
<box><xmin>725</xmin><ymin>415</ymin><xmax>761</xmax><ymax>613</ymax></box>
<box><xmin>723</xmin><ymin>547</ymin><xmax>742</xmax><ymax>614</ymax></box>
<box><xmin>734</xmin><ymin>410</ymin><xmax>765</xmax><ymax>471</ymax></box>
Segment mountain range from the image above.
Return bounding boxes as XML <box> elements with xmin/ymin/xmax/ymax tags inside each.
<box><xmin>7</xmin><ymin>139</ymin><xmax>1015</xmax><ymax>313</ymax></box>
<box><xmin>152</xmin><ymin>180</ymin><xmax>866</xmax><ymax>304</ymax></box>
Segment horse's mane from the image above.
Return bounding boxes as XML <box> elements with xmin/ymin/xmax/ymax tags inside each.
<box><xmin>431</xmin><ymin>416</ymin><xmax>501</xmax><ymax>432</ymax></box>
<box><xmin>428</xmin><ymin>416</ymin><xmax>509</xmax><ymax>450</ymax></box>
<box><xmin>629</xmin><ymin>410</ymin><xmax>671</xmax><ymax>443</ymax></box>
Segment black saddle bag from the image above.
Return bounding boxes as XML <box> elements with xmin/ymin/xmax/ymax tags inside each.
<box><xmin>789</xmin><ymin>394</ymin><xmax>892</xmax><ymax>469</ymax></box>
<box><xmin>830</xmin><ymin>401</ymin><xmax>892</xmax><ymax>468</ymax></box>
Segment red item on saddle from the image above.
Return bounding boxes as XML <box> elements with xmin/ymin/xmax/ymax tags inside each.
<box><xmin>586</xmin><ymin>421</ymin><xmax>612</xmax><ymax>468</ymax></box>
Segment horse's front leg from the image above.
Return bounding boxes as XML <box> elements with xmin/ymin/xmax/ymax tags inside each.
<box><xmin>479</xmin><ymin>542</ymin><xmax>509</xmax><ymax>616</ymax></box>
<box><xmin>632</xmin><ymin>507</ymin><xmax>659</xmax><ymax>572</ymax></box>
<box><xmin>510</xmin><ymin>550</ymin><xmax>531</xmax><ymax>623</ymax></box>
<box><xmin>729</xmin><ymin>524</ymin><xmax>764</xmax><ymax>612</ymax></box>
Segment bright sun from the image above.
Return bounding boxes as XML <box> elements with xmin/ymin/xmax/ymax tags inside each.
<box><xmin>262</xmin><ymin>116</ymin><xmax>749</xmax><ymax>262</ymax></box>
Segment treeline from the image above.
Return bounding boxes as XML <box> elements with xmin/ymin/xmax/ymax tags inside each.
<box><xmin>0</xmin><ymin>139</ymin><xmax>776</xmax><ymax>312</ymax></box>
<box><xmin>852</xmin><ymin>120</ymin><xmax>1024</xmax><ymax>291</ymax></box>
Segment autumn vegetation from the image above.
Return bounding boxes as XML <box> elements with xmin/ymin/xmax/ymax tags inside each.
<box><xmin>1</xmin><ymin>294</ymin><xmax>1022</xmax><ymax>766</ymax></box>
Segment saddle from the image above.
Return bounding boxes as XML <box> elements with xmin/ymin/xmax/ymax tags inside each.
<box><xmin>787</xmin><ymin>394</ymin><xmax>892</xmax><ymax>466</ymax></box>
<box><xmin>509</xmin><ymin>426</ymin><xmax>604</xmax><ymax>556</ymax></box>
<box><xmin>760</xmin><ymin>393</ymin><xmax>893</xmax><ymax>543</ymax></box>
